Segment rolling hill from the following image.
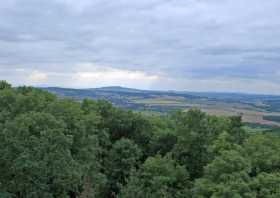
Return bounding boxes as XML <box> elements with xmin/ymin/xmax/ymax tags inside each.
<box><xmin>42</xmin><ymin>86</ymin><xmax>280</xmax><ymax>127</ymax></box>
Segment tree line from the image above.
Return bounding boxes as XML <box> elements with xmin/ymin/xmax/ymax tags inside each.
<box><xmin>0</xmin><ymin>81</ymin><xmax>279</xmax><ymax>198</ymax></box>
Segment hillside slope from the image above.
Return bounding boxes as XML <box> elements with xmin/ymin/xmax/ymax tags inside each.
<box><xmin>42</xmin><ymin>86</ymin><xmax>280</xmax><ymax>127</ymax></box>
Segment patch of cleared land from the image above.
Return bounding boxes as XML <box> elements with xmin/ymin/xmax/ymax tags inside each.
<box><xmin>44</xmin><ymin>86</ymin><xmax>280</xmax><ymax>128</ymax></box>
<box><xmin>131</xmin><ymin>97</ymin><xmax>280</xmax><ymax>127</ymax></box>
<box><xmin>201</xmin><ymin>108</ymin><xmax>280</xmax><ymax>127</ymax></box>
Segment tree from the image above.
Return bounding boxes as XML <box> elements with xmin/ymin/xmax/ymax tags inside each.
<box><xmin>227</xmin><ymin>116</ymin><xmax>247</xmax><ymax>144</ymax></box>
<box><xmin>119</xmin><ymin>155</ymin><xmax>190</xmax><ymax>198</ymax></box>
<box><xmin>0</xmin><ymin>86</ymin><xmax>56</xmax><ymax>124</ymax></box>
<box><xmin>0</xmin><ymin>81</ymin><xmax>11</xmax><ymax>90</ymax></box>
<box><xmin>208</xmin><ymin>131</ymin><xmax>243</xmax><ymax>156</ymax></box>
<box><xmin>250</xmin><ymin>172</ymin><xmax>280</xmax><ymax>198</ymax></box>
<box><xmin>105</xmin><ymin>138</ymin><xmax>142</xmax><ymax>196</ymax></box>
<box><xmin>0</xmin><ymin>86</ymin><xmax>106</xmax><ymax>197</ymax></box>
<box><xmin>148</xmin><ymin>133</ymin><xmax>177</xmax><ymax>156</ymax></box>
<box><xmin>0</xmin><ymin>87</ymin><xmax>17</xmax><ymax>124</ymax></box>
<box><xmin>171</xmin><ymin>109</ymin><xmax>217</xmax><ymax>179</ymax></box>
<box><xmin>244</xmin><ymin>134</ymin><xmax>280</xmax><ymax>175</ymax></box>
<box><xmin>193</xmin><ymin>150</ymin><xmax>254</xmax><ymax>198</ymax></box>
<box><xmin>0</xmin><ymin>112</ymin><xmax>82</xmax><ymax>197</ymax></box>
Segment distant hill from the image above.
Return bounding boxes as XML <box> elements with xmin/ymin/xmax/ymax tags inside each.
<box><xmin>93</xmin><ymin>86</ymin><xmax>146</xmax><ymax>93</ymax></box>
<box><xmin>42</xmin><ymin>86</ymin><xmax>280</xmax><ymax>127</ymax></box>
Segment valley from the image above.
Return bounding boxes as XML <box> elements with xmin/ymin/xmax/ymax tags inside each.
<box><xmin>43</xmin><ymin>86</ymin><xmax>280</xmax><ymax>128</ymax></box>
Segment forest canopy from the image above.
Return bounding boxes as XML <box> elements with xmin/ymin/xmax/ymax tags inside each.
<box><xmin>0</xmin><ymin>80</ymin><xmax>279</xmax><ymax>198</ymax></box>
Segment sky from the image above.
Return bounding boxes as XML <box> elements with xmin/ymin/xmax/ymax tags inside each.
<box><xmin>0</xmin><ymin>0</ymin><xmax>280</xmax><ymax>94</ymax></box>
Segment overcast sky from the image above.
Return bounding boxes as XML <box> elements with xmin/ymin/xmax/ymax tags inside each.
<box><xmin>0</xmin><ymin>0</ymin><xmax>280</xmax><ymax>94</ymax></box>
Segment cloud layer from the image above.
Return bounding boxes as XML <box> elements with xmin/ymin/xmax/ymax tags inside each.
<box><xmin>0</xmin><ymin>0</ymin><xmax>280</xmax><ymax>94</ymax></box>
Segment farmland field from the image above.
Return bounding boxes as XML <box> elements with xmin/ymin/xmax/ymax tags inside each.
<box><xmin>43</xmin><ymin>86</ymin><xmax>280</xmax><ymax>128</ymax></box>
<box><xmin>130</xmin><ymin>97</ymin><xmax>280</xmax><ymax>127</ymax></box>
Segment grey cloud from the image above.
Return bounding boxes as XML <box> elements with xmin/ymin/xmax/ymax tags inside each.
<box><xmin>199</xmin><ymin>46</ymin><xmax>280</xmax><ymax>56</ymax></box>
<box><xmin>0</xmin><ymin>0</ymin><xmax>280</xmax><ymax>93</ymax></box>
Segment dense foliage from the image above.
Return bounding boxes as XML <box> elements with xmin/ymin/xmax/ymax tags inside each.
<box><xmin>0</xmin><ymin>81</ymin><xmax>279</xmax><ymax>198</ymax></box>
